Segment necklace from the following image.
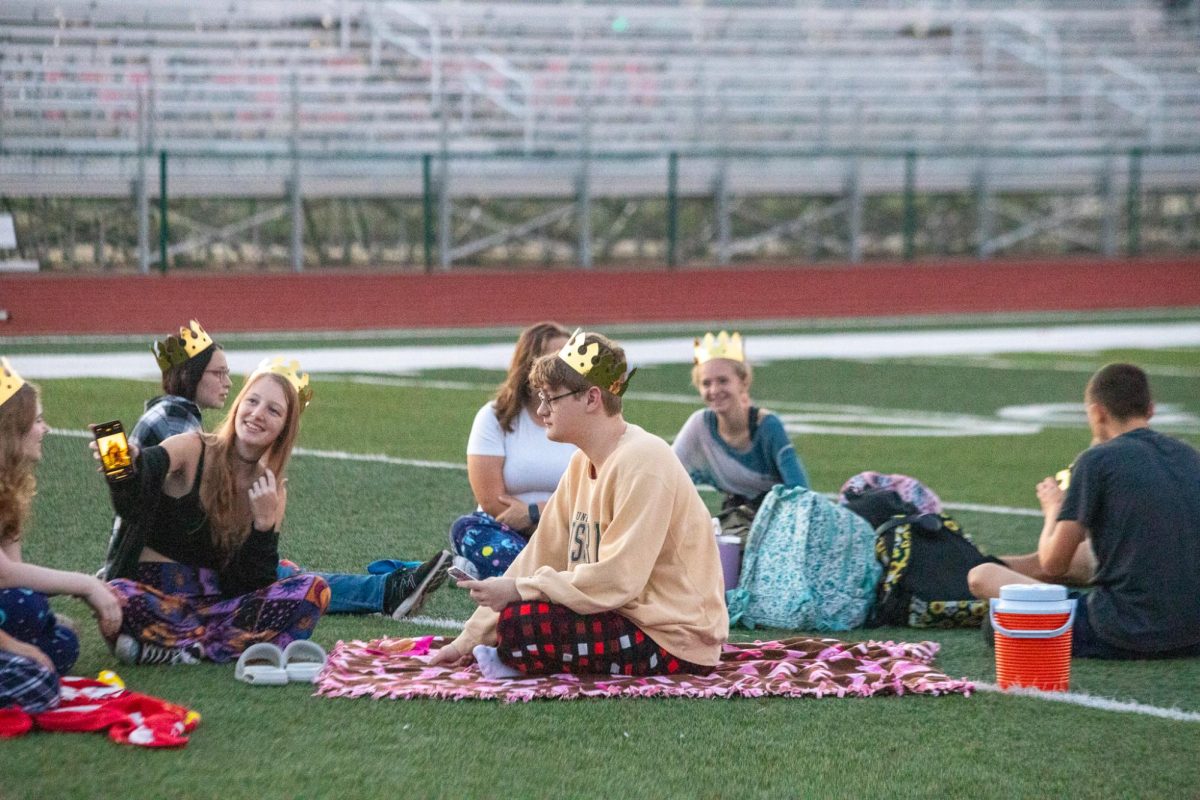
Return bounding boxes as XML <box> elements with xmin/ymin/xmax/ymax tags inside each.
<box><xmin>232</xmin><ymin>447</ymin><xmax>261</xmax><ymax>465</ymax></box>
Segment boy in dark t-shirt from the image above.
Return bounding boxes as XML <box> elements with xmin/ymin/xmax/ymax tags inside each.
<box><xmin>969</xmin><ymin>363</ymin><xmax>1200</xmax><ymax>659</ymax></box>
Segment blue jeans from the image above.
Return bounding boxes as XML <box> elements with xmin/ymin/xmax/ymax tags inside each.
<box><xmin>275</xmin><ymin>560</ymin><xmax>420</xmax><ymax>615</ymax></box>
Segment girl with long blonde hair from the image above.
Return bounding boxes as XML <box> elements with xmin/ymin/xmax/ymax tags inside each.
<box><xmin>104</xmin><ymin>359</ymin><xmax>330</xmax><ymax>665</ymax></box>
<box><xmin>673</xmin><ymin>331</ymin><xmax>809</xmax><ymax>533</ymax></box>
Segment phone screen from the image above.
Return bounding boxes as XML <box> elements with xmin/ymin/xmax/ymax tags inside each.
<box><xmin>93</xmin><ymin>420</ymin><xmax>133</xmax><ymax>482</ymax></box>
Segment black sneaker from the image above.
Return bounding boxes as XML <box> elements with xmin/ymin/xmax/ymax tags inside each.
<box><xmin>384</xmin><ymin>550</ymin><xmax>452</xmax><ymax>620</ymax></box>
<box><xmin>114</xmin><ymin>634</ymin><xmax>203</xmax><ymax>666</ymax></box>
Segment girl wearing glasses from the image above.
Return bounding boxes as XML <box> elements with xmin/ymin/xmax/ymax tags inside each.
<box><xmin>101</xmin><ymin>321</ymin><xmax>231</xmax><ymax>580</ymax></box>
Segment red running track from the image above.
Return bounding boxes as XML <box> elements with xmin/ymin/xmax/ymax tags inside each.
<box><xmin>1</xmin><ymin>258</ymin><xmax>1198</xmax><ymax>335</ymax></box>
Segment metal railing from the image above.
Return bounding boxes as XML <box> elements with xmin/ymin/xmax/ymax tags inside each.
<box><xmin>2</xmin><ymin>144</ymin><xmax>1197</xmax><ymax>272</ymax></box>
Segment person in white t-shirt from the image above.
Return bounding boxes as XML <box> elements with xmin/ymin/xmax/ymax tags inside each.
<box><xmin>451</xmin><ymin>323</ymin><xmax>577</xmax><ymax>578</ymax></box>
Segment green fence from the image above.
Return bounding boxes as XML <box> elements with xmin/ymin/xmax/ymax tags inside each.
<box><xmin>2</xmin><ymin>145</ymin><xmax>1198</xmax><ymax>272</ymax></box>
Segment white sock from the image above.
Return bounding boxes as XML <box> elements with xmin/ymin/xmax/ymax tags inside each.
<box><xmin>473</xmin><ymin>645</ymin><xmax>522</xmax><ymax>680</ymax></box>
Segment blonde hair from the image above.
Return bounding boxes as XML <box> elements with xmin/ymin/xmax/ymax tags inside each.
<box><xmin>528</xmin><ymin>332</ymin><xmax>626</xmax><ymax>416</ymax></box>
<box><xmin>200</xmin><ymin>372</ymin><xmax>301</xmax><ymax>559</ymax></box>
<box><xmin>493</xmin><ymin>322</ymin><xmax>569</xmax><ymax>432</ymax></box>
<box><xmin>690</xmin><ymin>358</ymin><xmax>752</xmax><ymax>390</ymax></box>
<box><xmin>0</xmin><ymin>384</ymin><xmax>39</xmax><ymax>544</ymax></box>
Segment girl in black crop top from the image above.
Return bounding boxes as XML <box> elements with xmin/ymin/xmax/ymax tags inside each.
<box><xmin>110</xmin><ymin>365</ymin><xmax>303</xmax><ymax>585</ymax></box>
<box><xmin>104</xmin><ymin>359</ymin><xmax>329</xmax><ymax>665</ymax></box>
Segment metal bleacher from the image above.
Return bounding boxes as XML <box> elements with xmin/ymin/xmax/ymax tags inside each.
<box><xmin>3</xmin><ymin>1</ymin><xmax>1199</xmax><ymax>194</ymax></box>
<box><xmin>2</xmin><ymin>1</ymin><xmax>1200</xmax><ymax>189</ymax></box>
<box><xmin>1</xmin><ymin>0</ymin><xmax>1198</xmax><ymax>269</ymax></box>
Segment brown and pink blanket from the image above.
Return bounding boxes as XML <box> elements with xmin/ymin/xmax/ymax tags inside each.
<box><xmin>314</xmin><ymin>636</ymin><xmax>973</xmax><ymax>702</ymax></box>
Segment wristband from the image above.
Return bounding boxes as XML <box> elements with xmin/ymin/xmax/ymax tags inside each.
<box><xmin>527</xmin><ymin>503</ymin><xmax>541</xmax><ymax>528</ymax></box>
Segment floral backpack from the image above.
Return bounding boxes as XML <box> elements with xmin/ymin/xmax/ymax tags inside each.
<box><xmin>868</xmin><ymin>512</ymin><xmax>1001</xmax><ymax>628</ymax></box>
<box><xmin>726</xmin><ymin>486</ymin><xmax>881</xmax><ymax>632</ymax></box>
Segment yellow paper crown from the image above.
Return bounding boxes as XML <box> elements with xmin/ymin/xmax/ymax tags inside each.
<box><xmin>694</xmin><ymin>331</ymin><xmax>744</xmax><ymax>365</ymax></box>
<box><xmin>249</xmin><ymin>357</ymin><xmax>313</xmax><ymax>412</ymax></box>
<box><xmin>557</xmin><ymin>329</ymin><xmax>636</xmax><ymax>397</ymax></box>
<box><xmin>0</xmin><ymin>357</ymin><xmax>27</xmax><ymax>408</ymax></box>
<box><xmin>153</xmin><ymin>320</ymin><xmax>215</xmax><ymax>374</ymax></box>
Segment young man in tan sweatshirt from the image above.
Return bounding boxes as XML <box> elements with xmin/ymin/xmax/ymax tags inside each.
<box><xmin>430</xmin><ymin>330</ymin><xmax>729</xmax><ymax>678</ymax></box>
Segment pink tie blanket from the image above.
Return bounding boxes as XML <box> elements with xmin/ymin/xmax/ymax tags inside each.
<box><xmin>0</xmin><ymin>677</ymin><xmax>200</xmax><ymax>747</ymax></box>
<box><xmin>315</xmin><ymin>636</ymin><xmax>972</xmax><ymax>702</ymax></box>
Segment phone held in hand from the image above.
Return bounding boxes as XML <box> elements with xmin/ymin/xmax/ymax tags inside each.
<box><xmin>93</xmin><ymin>420</ymin><xmax>134</xmax><ymax>483</ymax></box>
<box><xmin>447</xmin><ymin>566</ymin><xmax>474</xmax><ymax>582</ymax></box>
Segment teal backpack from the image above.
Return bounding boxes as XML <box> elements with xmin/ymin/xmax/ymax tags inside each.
<box><xmin>726</xmin><ymin>486</ymin><xmax>881</xmax><ymax>631</ymax></box>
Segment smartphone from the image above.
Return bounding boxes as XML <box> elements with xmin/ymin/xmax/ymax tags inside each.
<box><xmin>447</xmin><ymin>566</ymin><xmax>475</xmax><ymax>583</ymax></box>
<box><xmin>93</xmin><ymin>420</ymin><xmax>134</xmax><ymax>483</ymax></box>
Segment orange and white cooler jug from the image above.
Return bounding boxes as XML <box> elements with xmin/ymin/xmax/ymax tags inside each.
<box><xmin>990</xmin><ymin>584</ymin><xmax>1077</xmax><ymax>691</ymax></box>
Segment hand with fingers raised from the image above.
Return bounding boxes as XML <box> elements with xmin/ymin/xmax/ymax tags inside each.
<box><xmin>248</xmin><ymin>468</ymin><xmax>282</xmax><ymax>532</ymax></box>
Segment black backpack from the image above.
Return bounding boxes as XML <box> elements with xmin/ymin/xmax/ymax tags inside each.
<box><xmin>867</xmin><ymin>512</ymin><xmax>1001</xmax><ymax>628</ymax></box>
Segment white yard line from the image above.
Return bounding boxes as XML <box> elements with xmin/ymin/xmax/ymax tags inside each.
<box><xmin>941</xmin><ymin>501</ymin><xmax>1042</xmax><ymax>518</ymax></box>
<box><xmin>4</xmin><ymin>307</ymin><xmax>1194</xmax><ymax>347</ymax></box>
<box><xmin>292</xmin><ymin>446</ymin><xmax>464</xmax><ymax>471</ymax></box>
<box><xmin>50</xmin><ymin>429</ymin><xmax>467</xmax><ymax>471</ymax></box>
<box><xmin>400</xmin><ymin>615</ymin><xmax>470</xmax><ymax>631</ymax></box>
<box><xmin>12</xmin><ymin>320</ymin><xmax>1200</xmax><ymax>380</ymax></box>
<box><xmin>876</xmin><ymin>355</ymin><xmax>1200</xmax><ymax>379</ymax></box>
<box><xmin>973</xmin><ymin>682</ymin><xmax>1200</xmax><ymax>722</ymax></box>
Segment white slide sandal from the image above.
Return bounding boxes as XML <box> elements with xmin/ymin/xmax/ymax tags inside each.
<box><xmin>283</xmin><ymin>640</ymin><xmax>328</xmax><ymax>684</ymax></box>
<box><xmin>235</xmin><ymin>643</ymin><xmax>289</xmax><ymax>686</ymax></box>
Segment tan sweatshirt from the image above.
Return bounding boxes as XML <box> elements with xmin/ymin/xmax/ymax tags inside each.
<box><xmin>457</xmin><ymin>423</ymin><xmax>729</xmax><ymax>666</ymax></box>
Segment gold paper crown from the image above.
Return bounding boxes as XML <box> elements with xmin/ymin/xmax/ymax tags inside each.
<box><xmin>249</xmin><ymin>357</ymin><xmax>313</xmax><ymax>412</ymax></box>
<box><xmin>0</xmin><ymin>357</ymin><xmax>27</xmax><ymax>408</ymax></box>
<box><xmin>153</xmin><ymin>320</ymin><xmax>215</xmax><ymax>374</ymax></box>
<box><xmin>694</xmin><ymin>331</ymin><xmax>744</xmax><ymax>365</ymax></box>
<box><xmin>557</xmin><ymin>329</ymin><xmax>636</xmax><ymax>397</ymax></box>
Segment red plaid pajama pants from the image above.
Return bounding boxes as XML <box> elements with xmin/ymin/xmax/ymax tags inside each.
<box><xmin>495</xmin><ymin>601</ymin><xmax>713</xmax><ymax>677</ymax></box>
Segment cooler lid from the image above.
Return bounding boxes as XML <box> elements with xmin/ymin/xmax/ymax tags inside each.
<box><xmin>999</xmin><ymin>583</ymin><xmax>1068</xmax><ymax>602</ymax></box>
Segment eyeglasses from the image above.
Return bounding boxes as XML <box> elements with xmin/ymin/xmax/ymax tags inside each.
<box><xmin>204</xmin><ymin>368</ymin><xmax>231</xmax><ymax>380</ymax></box>
<box><xmin>537</xmin><ymin>388</ymin><xmax>583</xmax><ymax>407</ymax></box>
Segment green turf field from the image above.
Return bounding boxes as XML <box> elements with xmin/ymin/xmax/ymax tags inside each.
<box><xmin>5</xmin><ymin>318</ymin><xmax>1200</xmax><ymax>800</ymax></box>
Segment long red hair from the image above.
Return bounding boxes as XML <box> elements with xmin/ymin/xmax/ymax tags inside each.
<box><xmin>200</xmin><ymin>372</ymin><xmax>302</xmax><ymax>558</ymax></box>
